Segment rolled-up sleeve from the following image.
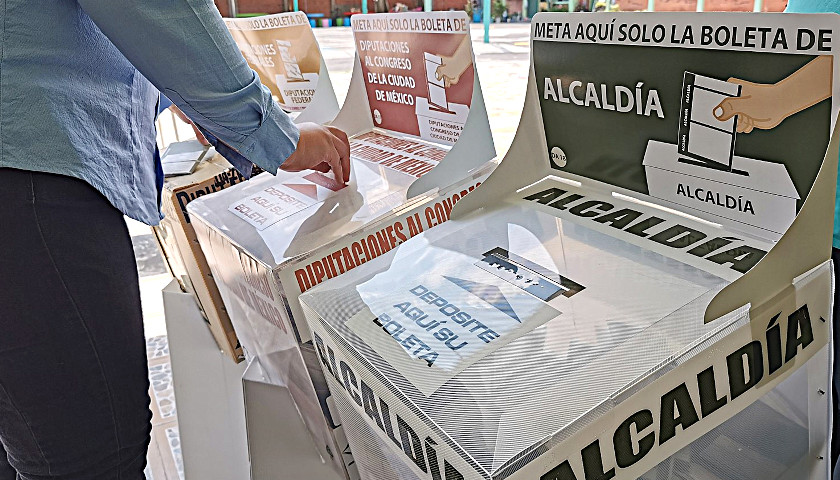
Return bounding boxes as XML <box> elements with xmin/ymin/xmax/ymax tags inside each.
<box><xmin>76</xmin><ymin>0</ymin><xmax>299</xmax><ymax>174</ymax></box>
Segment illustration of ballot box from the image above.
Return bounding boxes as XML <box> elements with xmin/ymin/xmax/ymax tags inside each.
<box><xmin>276</xmin><ymin>73</ymin><xmax>319</xmax><ymax>111</ymax></box>
<box><xmin>643</xmin><ymin>140</ymin><xmax>800</xmax><ymax>240</ymax></box>
<box><xmin>416</xmin><ymin>98</ymin><xmax>470</xmax><ymax>147</ymax></box>
<box><xmin>298</xmin><ymin>11</ymin><xmax>840</xmax><ymax>480</ymax></box>
<box><xmin>643</xmin><ymin>72</ymin><xmax>800</xmax><ymax>241</ymax></box>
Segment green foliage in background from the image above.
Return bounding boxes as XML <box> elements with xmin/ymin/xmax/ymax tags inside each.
<box><xmin>492</xmin><ymin>0</ymin><xmax>507</xmax><ymax>17</ymax></box>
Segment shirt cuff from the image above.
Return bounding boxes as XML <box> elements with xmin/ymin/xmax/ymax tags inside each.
<box><xmin>239</xmin><ymin>102</ymin><xmax>300</xmax><ymax>174</ymax></box>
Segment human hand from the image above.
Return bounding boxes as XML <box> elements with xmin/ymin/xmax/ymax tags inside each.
<box><xmin>436</xmin><ymin>59</ymin><xmax>464</xmax><ymax>88</ymax></box>
<box><xmin>713</xmin><ymin>79</ymin><xmax>788</xmax><ymax>133</ymax></box>
<box><xmin>713</xmin><ymin>57</ymin><xmax>832</xmax><ymax>134</ymax></box>
<box><xmin>168</xmin><ymin>105</ymin><xmax>210</xmax><ymax>145</ymax></box>
<box><xmin>434</xmin><ymin>36</ymin><xmax>473</xmax><ymax>88</ymax></box>
<box><xmin>282</xmin><ymin>122</ymin><xmax>351</xmax><ymax>184</ymax></box>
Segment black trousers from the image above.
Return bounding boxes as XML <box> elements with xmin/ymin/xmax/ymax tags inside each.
<box><xmin>0</xmin><ymin>168</ymin><xmax>151</xmax><ymax>479</ymax></box>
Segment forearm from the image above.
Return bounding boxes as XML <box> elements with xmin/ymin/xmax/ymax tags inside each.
<box><xmin>449</xmin><ymin>36</ymin><xmax>473</xmax><ymax>75</ymax></box>
<box><xmin>776</xmin><ymin>55</ymin><xmax>833</xmax><ymax>116</ymax></box>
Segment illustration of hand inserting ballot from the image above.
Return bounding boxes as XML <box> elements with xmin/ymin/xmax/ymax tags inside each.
<box><xmin>434</xmin><ymin>35</ymin><xmax>472</xmax><ymax>88</ymax></box>
<box><xmin>273</xmin><ymin>39</ymin><xmax>320</xmax><ymax>111</ymax></box>
<box><xmin>423</xmin><ymin>36</ymin><xmax>472</xmax><ymax>111</ymax></box>
<box><xmin>415</xmin><ymin>36</ymin><xmax>472</xmax><ymax>145</ymax></box>
<box><xmin>713</xmin><ymin>56</ymin><xmax>832</xmax><ymax>133</ymax></box>
<box><xmin>641</xmin><ymin>57</ymin><xmax>832</xmax><ymax>239</ymax></box>
<box><xmin>675</xmin><ymin>56</ymin><xmax>831</xmax><ymax>175</ymax></box>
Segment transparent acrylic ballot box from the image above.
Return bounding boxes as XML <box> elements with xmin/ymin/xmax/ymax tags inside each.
<box><xmin>188</xmin><ymin>151</ymin><xmax>495</xmax><ymax>355</ymax></box>
<box><xmin>297</xmin><ymin>10</ymin><xmax>840</xmax><ymax>479</ymax></box>
<box><xmin>299</xmin><ymin>192</ymin><xmax>832</xmax><ymax>480</ymax></box>
<box><xmin>188</xmin><ymin>157</ymin><xmax>493</xmax><ymax>479</ymax></box>
<box><xmin>187</xmin><ymin>11</ymin><xmax>496</xmax><ymax>478</ymax></box>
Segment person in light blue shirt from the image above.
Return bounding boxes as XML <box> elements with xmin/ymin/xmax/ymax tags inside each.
<box><xmin>0</xmin><ymin>1</ymin><xmax>350</xmax><ymax>478</ymax></box>
<box><xmin>784</xmin><ymin>3</ymin><xmax>840</xmax><ymax>477</ymax></box>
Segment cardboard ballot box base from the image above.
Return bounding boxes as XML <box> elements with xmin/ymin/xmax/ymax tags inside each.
<box><xmin>155</xmin><ymin>153</ymin><xmax>248</xmax><ymax>362</ymax></box>
<box><xmin>643</xmin><ymin>140</ymin><xmax>800</xmax><ymax>241</ymax></box>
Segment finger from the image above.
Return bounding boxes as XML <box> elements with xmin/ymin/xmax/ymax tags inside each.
<box><xmin>328</xmin><ymin>139</ymin><xmax>349</xmax><ymax>183</ymax></box>
<box><xmin>713</xmin><ymin>99</ymin><xmax>738</xmax><ymax>121</ymax></box>
<box><xmin>328</xmin><ymin>127</ymin><xmax>351</xmax><ymax>183</ymax></box>
<box><xmin>326</xmin><ymin>147</ymin><xmax>344</xmax><ymax>185</ymax></box>
<box><xmin>735</xmin><ymin>115</ymin><xmax>752</xmax><ymax>133</ymax></box>
<box><xmin>743</xmin><ymin>116</ymin><xmax>754</xmax><ymax>133</ymax></box>
<box><xmin>328</xmin><ymin>126</ymin><xmax>350</xmax><ymax>152</ymax></box>
<box><xmin>727</xmin><ymin>77</ymin><xmax>753</xmax><ymax>88</ymax></box>
<box><xmin>339</xmin><ymin>144</ymin><xmax>351</xmax><ymax>183</ymax></box>
<box><xmin>444</xmin><ymin>77</ymin><xmax>451</xmax><ymax>88</ymax></box>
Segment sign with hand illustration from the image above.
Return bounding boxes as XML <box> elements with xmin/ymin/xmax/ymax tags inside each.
<box><xmin>534</xmin><ymin>18</ymin><xmax>837</xmax><ymax>241</ymax></box>
<box><xmin>352</xmin><ymin>12</ymin><xmax>475</xmax><ymax>145</ymax></box>
<box><xmin>224</xmin><ymin>12</ymin><xmax>323</xmax><ymax>112</ymax></box>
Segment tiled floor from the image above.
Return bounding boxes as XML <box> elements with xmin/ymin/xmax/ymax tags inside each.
<box><xmin>143</xmin><ymin>336</ymin><xmax>184</xmax><ymax>480</ymax></box>
<box><xmin>128</xmin><ymin>221</ymin><xmax>183</xmax><ymax>480</ymax></box>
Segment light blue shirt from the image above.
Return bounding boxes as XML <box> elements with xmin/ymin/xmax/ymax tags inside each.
<box><xmin>0</xmin><ymin>0</ymin><xmax>300</xmax><ymax>226</ymax></box>
<box><xmin>785</xmin><ymin>2</ymin><xmax>840</xmax><ymax>248</ymax></box>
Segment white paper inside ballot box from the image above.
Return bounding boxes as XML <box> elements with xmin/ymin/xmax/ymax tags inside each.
<box><xmin>642</xmin><ymin>140</ymin><xmax>799</xmax><ymax>238</ymax></box>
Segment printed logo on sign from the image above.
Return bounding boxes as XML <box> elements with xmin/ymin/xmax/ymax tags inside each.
<box><xmin>551</xmin><ymin>146</ymin><xmax>567</xmax><ymax>168</ymax></box>
<box><xmin>444</xmin><ymin>276</ymin><xmax>523</xmax><ymax>322</ymax></box>
<box><xmin>373</xmin><ymin>109</ymin><xmax>383</xmax><ymax>125</ymax></box>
